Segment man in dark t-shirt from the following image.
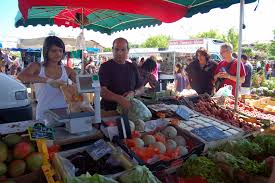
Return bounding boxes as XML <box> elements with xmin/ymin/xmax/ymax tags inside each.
<box><xmin>99</xmin><ymin>38</ymin><xmax>143</xmax><ymax>111</ymax></box>
<box><xmin>240</xmin><ymin>54</ymin><xmax>253</xmax><ymax>95</ymax></box>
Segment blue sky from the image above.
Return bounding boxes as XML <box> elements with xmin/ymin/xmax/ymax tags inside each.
<box><xmin>0</xmin><ymin>0</ymin><xmax>274</xmax><ymax>47</ymax></box>
<box><xmin>0</xmin><ymin>0</ymin><xmax>18</xmax><ymax>37</ymax></box>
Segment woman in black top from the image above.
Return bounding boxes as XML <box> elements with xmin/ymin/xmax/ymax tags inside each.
<box><xmin>186</xmin><ymin>47</ymin><xmax>217</xmax><ymax>95</ymax></box>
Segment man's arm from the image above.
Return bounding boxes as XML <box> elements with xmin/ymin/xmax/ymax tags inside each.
<box><xmin>214</xmin><ymin>72</ymin><xmax>245</xmax><ymax>84</ymax></box>
<box><xmin>101</xmin><ymin>87</ymin><xmax>131</xmax><ymax>110</ymax></box>
<box><xmin>17</xmin><ymin>62</ymin><xmax>47</xmax><ymax>83</ymax></box>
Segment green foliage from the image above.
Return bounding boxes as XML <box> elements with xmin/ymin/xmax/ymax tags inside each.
<box><xmin>269</xmin><ymin>41</ymin><xmax>275</xmax><ymax>56</ymax></box>
<box><xmin>252</xmin><ymin>72</ymin><xmax>265</xmax><ymax>88</ymax></box>
<box><xmin>103</xmin><ymin>47</ymin><xmax>112</xmax><ymax>52</ymax></box>
<box><xmin>242</xmin><ymin>47</ymin><xmax>254</xmax><ymax>58</ymax></box>
<box><xmin>177</xmin><ymin>157</ymin><xmax>228</xmax><ymax>183</ymax></box>
<box><xmin>140</xmin><ymin>35</ymin><xmax>171</xmax><ymax>48</ymax></box>
<box><xmin>225</xmin><ymin>28</ymin><xmax>239</xmax><ymax>52</ymax></box>
<box><xmin>211</xmin><ymin>139</ymin><xmax>263</xmax><ymax>159</ymax></box>
<box><xmin>129</xmin><ymin>42</ymin><xmax>140</xmax><ymax>48</ymax></box>
<box><xmin>191</xmin><ymin>29</ymin><xmax>224</xmax><ymax>40</ymax></box>
<box><xmin>48</xmin><ymin>30</ymin><xmax>56</xmax><ymax>36</ymax></box>
<box><xmin>262</xmin><ymin>80</ymin><xmax>275</xmax><ymax>90</ymax></box>
<box><xmin>253</xmin><ymin>135</ymin><xmax>275</xmax><ymax>156</ymax></box>
<box><xmin>191</xmin><ymin>27</ymin><xmax>239</xmax><ymax>52</ymax></box>
<box><xmin>253</xmin><ymin>42</ymin><xmax>270</xmax><ymax>53</ymax></box>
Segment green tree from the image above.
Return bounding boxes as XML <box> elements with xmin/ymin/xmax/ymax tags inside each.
<box><xmin>103</xmin><ymin>47</ymin><xmax>112</xmax><ymax>52</ymax></box>
<box><xmin>269</xmin><ymin>41</ymin><xmax>275</xmax><ymax>57</ymax></box>
<box><xmin>191</xmin><ymin>29</ymin><xmax>223</xmax><ymax>40</ymax></box>
<box><xmin>242</xmin><ymin>47</ymin><xmax>254</xmax><ymax>58</ymax></box>
<box><xmin>225</xmin><ymin>28</ymin><xmax>239</xmax><ymax>52</ymax></box>
<box><xmin>253</xmin><ymin>42</ymin><xmax>270</xmax><ymax>53</ymax></box>
<box><xmin>191</xmin><ymin>28</ymin><xmax>239</xmax><ymax>52</ymax></box>
<box><xmin>48</xmin><ymin>30</ymin><xmax>56</xmax><ymax>36</ymax></box>
<box><xmin>129</xmin><ymin>42</ymin><xmax>140</xmax><ymax>48</ymax></box>
<box><xmin>141</xmin><ymin>35</ymin><xmax>171</xmax><ymax>48</ymax></box>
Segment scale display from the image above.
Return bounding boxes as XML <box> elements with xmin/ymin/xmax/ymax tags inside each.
<box><xmin>76</xmin><ymin>74</ymin><xmax>93</xmax><ymax>93</ymax></box>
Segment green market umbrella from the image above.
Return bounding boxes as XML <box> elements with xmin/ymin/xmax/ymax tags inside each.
<box><xmin>15</xmin><ymin>0</ymin><xmax>257</xmax><ymax>109</ymax></box>
<box><xmin>15</xmin><ymin>0</ymin><xmax>256</xmax><ymax>35</ymax></box>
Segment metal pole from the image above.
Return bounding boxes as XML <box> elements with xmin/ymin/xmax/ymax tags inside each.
<box><xmin>81</xmin><ymin>8</ymin><xmax>85</xmax><ymax>74</ymax></box>
<box><xmin>81</xmin><ymin>29</ymin><xmax>85</xmax><ymax>74</ymax></box>
<box><xmin>173</xmin><ymin>51</ymin><xmax>176</xmax><ymax>73</ymax></box>
<box><xmin>234</xmin><ymin>0</ymin><xmax>244</xmax><ymax>111</ymax></box>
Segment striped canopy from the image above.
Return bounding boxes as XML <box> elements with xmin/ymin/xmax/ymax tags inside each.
<box><xmin>15</xmin><ymin>0</ymin><xmax>257</xmax><ymax>34</ymax></box>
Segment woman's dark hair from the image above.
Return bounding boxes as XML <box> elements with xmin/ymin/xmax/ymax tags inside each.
<box><xmin>141</xmin><ymin>58</ymin><xmax>157</xmax><ymax>72</ymax></box>
<box><xmin>241</xmin><ymin>54</ymin><xmax>248</xmax><ymax>61</ymax></box>
<box><xmin>196</xmin><ymin>47</ymin><xmax>210</xmax><ymax>61</ymax></box>
<box><xmin>43</xmin><ymin>36</ymin><xmax>65</xmax><ymax>66</ymax></box>
<box><xmin>175</xmin><ymin>63</ymin><xmax>182</xmax><ymax>74</ymax></box>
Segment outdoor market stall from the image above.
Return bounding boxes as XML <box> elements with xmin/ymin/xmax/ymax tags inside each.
<box><xmin>3</xmin><ymin>0</ymin><xmax>274</xmax><ymax>182</ymax></box>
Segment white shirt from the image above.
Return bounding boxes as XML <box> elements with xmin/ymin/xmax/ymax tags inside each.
<box><xmin>34</xmin><ymin>64</ymin><xmax>68</xmax><ymax>120</ymax></box>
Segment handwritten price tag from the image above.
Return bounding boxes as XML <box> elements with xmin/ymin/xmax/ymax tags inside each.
<box><xmin>86</xmin><ymin>139</ymin><xmax>112</xmax><ymax>161</ymax></box>
<box><xmin>28</xmin><ymin>123</ymin><xmax>55</xmax><ymax>140</ymax></box>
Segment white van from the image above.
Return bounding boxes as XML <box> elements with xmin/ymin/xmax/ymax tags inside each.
<box><xmin>0</xmin><ymin>73</ymin><xmax>32</xmax><ymax>123</ymax></box>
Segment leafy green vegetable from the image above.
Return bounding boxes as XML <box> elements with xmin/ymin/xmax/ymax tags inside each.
<box><xmin>65</xmin><ymin>173</ymin><xmax>118</xmax><ymax>183</ymax></box>
<box><xmin>236</xmin><ymin>156</ymin><xmax>267</xmax><ymax>175</ymax></box>
<box><xmin>210</xmin><ymin>139</ymin><xmax>263</xmax><ymax>158</ymax></box>
<box><xmin>209</xmin><ymin>152</ymin><xmax>239</xmax><ymax>169</ymax></box>
<box><xmin>117</xmin><ymin>97</ymin><xmax>152</xmax><ymax>121</ymax></box>
<box><xmin>253</xmin><ymin>135</ymin><xmax>275</xmax><ymax>156</ymax></box>
<box><xmin>119</xmin><ymin>165</ymin><xmax>161</xmax><ymax>183</ymax></box>
<box><xmin>177</xmin><ymin>157</ymin><xmax>229</xmax><ymax>183</ymax></box>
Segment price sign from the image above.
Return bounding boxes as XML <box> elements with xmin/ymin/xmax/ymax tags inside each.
<box><xmin>86</xmin><ymin>139</ymin><xmax>112</xmax><ymax>161</ymax></box>
<box><xmin>176</xmin><ymin>106</ymin><xmax>191</xmax><ymax>120</ymax></box>
<box><xmin>28</xmin><ymin>123</ymin><xmax>55</xmax><ymax>140</ymax></box>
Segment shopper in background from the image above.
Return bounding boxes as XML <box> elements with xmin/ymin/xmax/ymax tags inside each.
<box><xmin>186</xmin><ymin>47</ymin><xmax>217</xmax><ymax>95</ymax></box>
<box><xmin>138</xmin><ymin>58</ymin><xmax>158</xmax><ymax>90</ymax></box>
<box><xmin>139</xmin><ymin>57</ymin><xmax>145</xmax><ymax>66</ymax></box>
<box><xmin>174</xmin><ymin>63</ymin><xmax>188</xmax><ymax>92</ymax></box>
<box><xmin>214</xmin><ymin>44</ymin><xmax>246</xmax><ymax>96</ymax></box>
<box><xmin>240</xmin><ymin>54</ymin><xmax>253</xmax><ymax>95</ymax></box>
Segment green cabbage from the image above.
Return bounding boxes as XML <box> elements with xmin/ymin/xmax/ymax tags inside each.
<box><xmin>119</xmin><ymin>165</ymin><xmax>161</xmax><ymax>183</ymax></box>
<box><xmin>65</xmin><ymin>173</ymin><xmax>118</xmax><ymax>183</ymax></box>
<box><xmin>117</xmin><ymin>98</ymin><xmax>152</xmax><ymax>121</ymax></box>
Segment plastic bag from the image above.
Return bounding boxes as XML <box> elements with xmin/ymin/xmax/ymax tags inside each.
<box><xmin>60</xmin><ymin>85</ymin><xmax>94</xmax><ymax>113</ymax></box>
<box><xmin>214</xmin><ymin>85</ymin><xmax>233</xmax><ymax>97</ymax></box>
<box><xmin>117</xmin><ymin>98</ymin><xmax>152</xmax><ymax>122</ymax></box>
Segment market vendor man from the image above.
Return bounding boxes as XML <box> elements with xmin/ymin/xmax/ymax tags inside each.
<box><xmin>98</xmin><ymin>37</ymin><xmax>144</xmax><ymax>111</ymax></box>
<box><xmin>214</xmin><ymin>44</ymin><xmax>246</xmax><ymax>96</ymax></box>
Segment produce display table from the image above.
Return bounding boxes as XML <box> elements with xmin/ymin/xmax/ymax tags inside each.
<box><xmin>0</xmin><ymin>120</ymin><xmax>44</xmax><ymax>135</ymax></box>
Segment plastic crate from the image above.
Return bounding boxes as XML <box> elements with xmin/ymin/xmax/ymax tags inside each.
<box><xmin>116</xmin><ymin>125</ymin><xmax>205</xmax><ymax>172</ymax></box>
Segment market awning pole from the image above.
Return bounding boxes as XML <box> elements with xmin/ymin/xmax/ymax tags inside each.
<box><xmin>234</xmin><ymin>0</ymin><xmax>244</xmax><ymax>111</ymax></box>
<box><xmin>173</xmin><ymin>51</ymin><xmax>176</xmax><ymax>75</ymax></box>
<box><xmin>81</xmin><ymin>8</ymin><xmax>85</xmax><ymax>74</ymax></box>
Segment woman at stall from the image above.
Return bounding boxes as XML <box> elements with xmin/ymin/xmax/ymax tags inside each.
<box><xmin>17</xmin><ymin>36</ymin><xmax>76</xmax><ymax>121</ymax></box>
<box><xmin>186</xmin><ymin>47</ymin><xmax>217</xmax><ymax>95</ymax></box>
<box><xmin>174</xmin><ymin>63</ymin><xmax>188</xmax><ymax>92</ymax></box>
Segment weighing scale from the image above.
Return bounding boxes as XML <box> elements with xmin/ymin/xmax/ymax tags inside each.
<box><xmin>45</xmin><ymin>74</ymin><xmax>101</xmax><ymax>134</ymax></box>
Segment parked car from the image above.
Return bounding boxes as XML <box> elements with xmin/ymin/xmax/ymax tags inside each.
<box><xmin>0</xmin><ymin>73</ymin><xmax>32</xmax><ymax>123</ymax></box>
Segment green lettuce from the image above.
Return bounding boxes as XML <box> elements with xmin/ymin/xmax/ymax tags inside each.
<box><xmin>119</xmin><ymin>165</ymin><xmax>161</xmax><ymax>183</ymax></box>
<box><xmin>65</xmin><ymin>173</ymin><xmax>118</xmax><ymax>183</ymax></box>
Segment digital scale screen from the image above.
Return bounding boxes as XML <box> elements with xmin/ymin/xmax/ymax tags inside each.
<box><xmin>76</xmin><ymin>75</ymin><xmax>93</xmax><ymax>93</ymax></box>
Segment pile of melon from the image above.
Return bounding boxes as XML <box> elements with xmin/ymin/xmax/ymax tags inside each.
<box><xmin>125</xmin><ymin>126</ymin><xmax>189</xmax><ymax>163</ymax></box>
<box><xmin>0</xmin><ymin>134</ymin><xmax>44</xmax><ymax>181</ymax></box>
